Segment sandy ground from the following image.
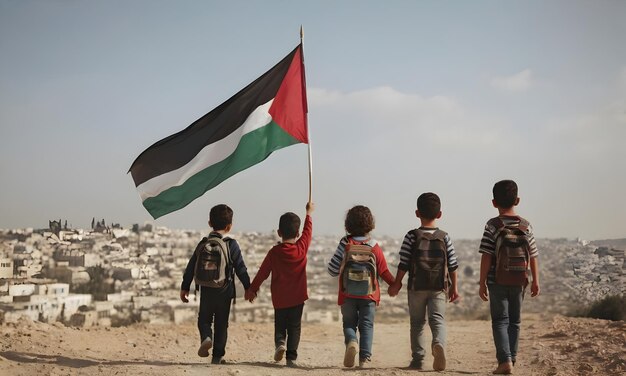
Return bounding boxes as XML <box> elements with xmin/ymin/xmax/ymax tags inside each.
<box><xmin>0</xmin><ymin>314</ymin><xmax>623</xmax><ymax>376</ymax></box>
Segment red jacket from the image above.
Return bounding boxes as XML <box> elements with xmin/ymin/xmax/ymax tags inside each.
<box><xmin>249</xmin><ymin>215</ymin><xmax>312</xmax><ymax>309</ymax></box>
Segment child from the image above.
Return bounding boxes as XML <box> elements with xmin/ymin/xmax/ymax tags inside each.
<box><xmin>327</xmin><ymin>205</ymin><xmax>395</xmax><ymax>368</ymax></box>
<box><xmin>245</xmin><ymin>202</ymin><xmax>315</xmax><ymax>367</ymax></box>
<box><xmin>388</xmin><ymin>192</ymin><xmax>459</xmax><ymax>371</ymax></box>
<box><xmin>180</xmin><ymin>204</ymin><xmax>252</xmax><ymax>365</ymax></box>
<box><xmin>478</xmin><ymin>180</ymin><xmax>540</xmax><ymax>375</ymax></box>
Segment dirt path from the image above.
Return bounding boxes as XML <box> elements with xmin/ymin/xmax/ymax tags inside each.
<box><xmin>0</xmin><ymin>314</ymin><xmax>623</xmax><ymax>376</ymax></box>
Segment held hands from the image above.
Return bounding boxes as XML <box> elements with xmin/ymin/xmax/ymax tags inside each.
<box><xmin>479</xmin><ymin>283</ymin><xmax>489</xmax><ymax>302</ymax></box>
<box><xmin>244</xmin><ymin>289</ymin><xmax>257</xmax><ymax>303</ymax></box>
<box><xmin>530</xmin><ymin>281</ymin><xmax>540</xmax><ymax>297</ymax></box>
<box><xmin>306</xmin><ymin>201</ymin><xmax>315</xmax><ymax>215</ymax></box>
<box><xmin>180</xmin><ymin>290</ymin><xmax>189</xmax><ymax>303</ymax></box>
<box><xmin>388</xmin><ymin>282</ymin><xmax>402</xmax><ymax>297</ymax></box>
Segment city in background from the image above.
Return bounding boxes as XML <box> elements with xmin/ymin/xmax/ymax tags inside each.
<box><xmin>0</xmin><ymin>220</ymin><xmax>623</xmax><ymax>328</ymax></box>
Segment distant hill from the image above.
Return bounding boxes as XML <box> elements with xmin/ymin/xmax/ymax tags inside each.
<box><xmin>590</xmin><ymin>238</ymin><xmax>626</xmax><ymax>249</ymax></box>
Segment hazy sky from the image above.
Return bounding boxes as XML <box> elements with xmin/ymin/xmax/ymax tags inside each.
<box><xmin>1</xmin><ymin>1</ymin><xmax>625</xmax><ymax>240</ymax></box>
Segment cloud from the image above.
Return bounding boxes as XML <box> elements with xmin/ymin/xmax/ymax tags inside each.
<box><xmin>490</xmin><ymin>69</ymin><xmax>533</xmax><ymax>92</ymax></box>
<box><xmin>309</xmin><ymin>86</ymin><xmax>505</xmax><ymax>150</ymax></box>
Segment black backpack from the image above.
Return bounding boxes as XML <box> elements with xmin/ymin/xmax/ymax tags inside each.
<box><xmin>408</xmin><ymin>229</ymin><xmax>449</xmax><ymax>291</ymax></box>
<box><xmin>193</xmin><ymin>235</ymin><xmax>231</xmax><ymax>288</ymax></box>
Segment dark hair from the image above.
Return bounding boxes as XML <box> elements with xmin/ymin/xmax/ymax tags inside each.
<box><xmin>417</xmin><ymin>192</ymin><xmax>441</xmax><ymax>220</ymax></box>
<box><xmin>345</xmin><ymin>205</ymin><xmax>375</xmax><ymax>236</ymax></box>
<box><xmin>209</xmin><ymin>204</ymin><xmax>233</xmax><ymax>230</ymax></box>
<box><xmin>493</xmin><ymin>180</ymin><xmax>518</xmax><ymax>208</ymax></box>
<box><xmin>279</xmin><ymin>212</ymin><xmax>301</xmax><ymax>239</ymax></box>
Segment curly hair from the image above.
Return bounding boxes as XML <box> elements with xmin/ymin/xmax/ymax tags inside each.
<box><xmin>344</xmin><ymin>205</ymin><xmax>375</xmax><ymax>236</ymax></box>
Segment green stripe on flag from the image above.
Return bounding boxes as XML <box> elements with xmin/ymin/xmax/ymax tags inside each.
<box><xmin>142</xmin><ymin>121</ymin><xmax>299</xmax><ymax>218</ymax></box>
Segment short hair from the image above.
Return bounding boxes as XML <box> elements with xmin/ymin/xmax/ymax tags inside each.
<box><xmin>209</xmin><ymin>204</ymin><xmax>233</xmax><ymax>230</ymax></box>
<box><xmin>279</xmin><ymin>212</ymin><xmax>301</xmax><ymax>239</ymax></box>
<box><xmin>493</xmin><ymin>180</ymin><xmax>518</xmax><ymax>208</ymax></box>
<box><xmin>417</xmin><ymin>192</ymin><xmax>441</xmax><ymax>220</ymax></box>
<box><xmin>345</xmin><ymin>205</ymin><xmax>375</xmax><ymax>236</ymax></box>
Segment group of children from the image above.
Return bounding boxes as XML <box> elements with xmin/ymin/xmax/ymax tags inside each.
<box><xmin>180</xmin><ymin>179</ymin><xmax>540</xmax><ymax>374</ymax></box>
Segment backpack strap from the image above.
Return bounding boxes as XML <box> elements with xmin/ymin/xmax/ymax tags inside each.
<box><xmin>193</xmin><ymin>237</ymin><xmax>209</xmax><ymax>292</ymax></box>
<box><xmin>517</xmin><ymin>218</ymin><xmax>530</xmax><ymax>233</ymax></box>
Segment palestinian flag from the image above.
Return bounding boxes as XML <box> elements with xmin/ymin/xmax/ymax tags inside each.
<box><xmin>129</xmin><ymin>44</ymin><xmax>308</xmax><ymax>219</ymax></box>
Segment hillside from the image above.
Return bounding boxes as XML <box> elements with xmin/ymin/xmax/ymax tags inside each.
<box><xmin>1</xmin><ymin>314</ymin><xmax>623</xmax><ymax>376</ymax></box>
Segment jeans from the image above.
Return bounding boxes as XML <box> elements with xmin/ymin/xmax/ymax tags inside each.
<box><xmin>274</xmin><ymin>303</ymin><xmax>304</xmax><ymax>360</ymax></box>
<box><xmin>341</xmin><ymin>298</ymin><xmax>376</xmax><ymax>360</ymax></box>
<box><xmin>488</xmin><ymin>284</ymin><xmax>524</xmax><ymax>364</ymax></box>
<box><xmin>408</xmin><ymin>290</ymin><xmax>447</xmax><ymax>361</ymax></box>
<box><xmin>197</xmin><ymin>285</ymin><xmax>233</xmax><ymax>358</ymax></box>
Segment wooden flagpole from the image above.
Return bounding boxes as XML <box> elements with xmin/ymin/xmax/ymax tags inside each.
<box><xmin>301</xmin><ymin>25</ymin><xmax>313</xmax><ymax>203</ymax></box>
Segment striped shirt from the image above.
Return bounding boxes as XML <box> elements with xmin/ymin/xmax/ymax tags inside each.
<box><xmin>398</xmin><ymin>227</ymin><xmax>459</xmax><ymax>274</ymax></box>
<box><xmin>479</xmin><ymin>215</ymin><xmax>538</xmax><ymax>285</ymax></box>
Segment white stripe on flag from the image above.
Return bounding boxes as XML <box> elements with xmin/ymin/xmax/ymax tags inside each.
<box><xmin>137</xmin><ymin>99</ymin><xmax>274</xmax><ymax>200</ymax></box>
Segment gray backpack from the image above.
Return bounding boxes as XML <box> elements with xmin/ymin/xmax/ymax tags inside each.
<box><xmin>193</xmin><ymin>236</ymin><xmax>231</xmax><ymax>288</ymax></box>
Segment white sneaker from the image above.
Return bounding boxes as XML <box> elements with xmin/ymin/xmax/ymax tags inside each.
<box><xmin>198</xmin><ymin>337</ymin><xmax>213</xmax><ymax>357</ymax></box>
<box><xmin>343</xmin><ymin>341</ymin><xmax>358</xmax><ymax>368</ymax></box>
<box><xmin>274</xmin><ymin>344</ymin><xmax>286</xmax><ymax>362</ymax></box>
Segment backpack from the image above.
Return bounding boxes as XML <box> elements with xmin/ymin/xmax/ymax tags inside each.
<box><xmin>408</xmin><ymin>229</ymin><xmax>449</xmax><ymax>291</ymax></box>
<box><xmin>492</xmin><ymin>217</ymin><xmax>531</xmax><ymax>286</ymax></box>
<box><xmin>339</xmin><ymin>237</ymin><xmax>377</xmax><ymax>297</ymax></box>
<box><xmin>193</xmin><ymin>235</ymin><xmax>231</xmax><ymax>288</ymax></box>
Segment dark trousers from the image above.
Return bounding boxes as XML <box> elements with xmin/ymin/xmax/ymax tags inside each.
<box><xmin>274</xmin><ymin>303</ymin><xmax>304</xmax><ymax>360</ymax></box>
<box><xmin>198</xmin><ymin>286</ymin><xmax>233</xmax><ymax>358</ymax></box>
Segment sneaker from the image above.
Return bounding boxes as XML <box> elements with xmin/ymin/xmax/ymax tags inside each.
<box><xmin>409</xmin><ymin>359</ymin><xmax>423</xmax><ymax>370</ymax></box>
<box><xmin>274</xmin><ymin>344</ymin><xmax>286</xmax><ymax>362</ymax></box>
<box><xmin>492</xmin><ymin>362</ymin><xmax>513</xmax><ymax>374</ymax></box>
<box><xmin>197</xmin><ymin>337</ymin><xmax>212</xmax><ymax>357</ymax></box>
<box><xmin>210</xmin><ymin>356</ymin><xmax>225</xmax><ymax>365</ymax></box>
<box><xmin>286</xmin><ymin>359</ymin><xmax>299</xmax><ymax>368</ymax></box>
<box><xmin>343</xmin><ymin>341</ymin><xmax>358</xmax><ymax>368</ymax></box>
<box><xmin>432</xmin><ymin>343</ymin><xmax>446</xmax><ymax>371</ymax></box>
<box><xmin>358</xmin><ymin>357</ymin><xmax>371</xmax><ymax>368</ymax></box>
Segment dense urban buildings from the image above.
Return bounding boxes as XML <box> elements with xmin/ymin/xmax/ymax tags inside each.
<box><xmin>0</xmin><ymin>221</ymin><xmax>623</xmax><ymax>327</ymax></box>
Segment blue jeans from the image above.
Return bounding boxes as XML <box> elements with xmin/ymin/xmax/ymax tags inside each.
<box><xmin>488</xmin><ymin>284</ymin><xmax>523</xmax><ymax>364</ymax></box>
<box><xmin>408</xmin><ymin>290</ymin><xmax>447</xmax><ymax>361</ymax></box>
<box><xmin>341</xmin><ymin>298</ymin><xmax>376</xmax><ymax>360</ymax></box>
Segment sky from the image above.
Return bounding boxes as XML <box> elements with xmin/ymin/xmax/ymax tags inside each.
<box><xmin>1</xmin><ymin>1</ymin><xmax>625</xmax><ymax>240</ymax></box>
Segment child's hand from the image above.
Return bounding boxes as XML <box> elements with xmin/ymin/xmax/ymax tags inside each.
<box><xmin>180</xmin><ymin>290</ymin><xmax>189</xmax><ymax>303</ymax></box>
<box><xmin>388</xmin><ymin>282</ymin><xmax>402</xmax><ymax>297</ymax></box>
<box><xmin>530</xmin><ymin>281</ymin><xmax>540</xmax><ymax>297</ymax></box>
<box><xmin>244</xmin><ymin>289</ymin><xmax>256</xmax><ymax>302</ymax></box>
<box><xmin>306</xmin><ymin>202</ymin><xmax>315</xmax><ymax>215</ymax></box>
<box><xmin>479</xmin><ymin>283</ymin><xmax>489</xmax><ymax>302</ymax></box>
<box><xmin>448</xmin><ymin>288</ymin><xmax>460</xmax><ymax>303</ymax></box>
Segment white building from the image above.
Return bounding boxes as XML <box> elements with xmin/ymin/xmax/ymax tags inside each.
<box><xmin>0</xmin><ymin>258</ymin><xmax>13</xmax><ymax>279</ymax></box>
